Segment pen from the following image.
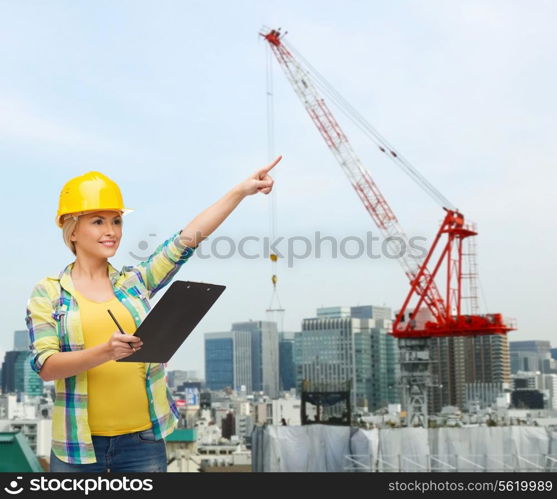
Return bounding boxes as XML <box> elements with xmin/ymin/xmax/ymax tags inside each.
<box><xmin>107</xmin><ymin>309</ymin><xmax>135</xmax><ymax>351</ymax></box>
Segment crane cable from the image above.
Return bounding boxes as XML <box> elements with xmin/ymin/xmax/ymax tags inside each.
<box><xmin>265</xmin><ymin>41</ymin><xmax>285</xmax><ymax>334</ymax></box>
<box><xmin>284</xmin><ymin>39</ymin><xmax>492</xmax><ymax>315</ymax></box>
<box><xmin>285</xmin><ymin>40</ymin><xmax>455</xmax><ymax>211</ymax></box>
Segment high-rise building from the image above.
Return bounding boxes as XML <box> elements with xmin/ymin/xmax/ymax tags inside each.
<box><xmin>1</xmin><ymin>351</ymin><xmax>20</xmax><ymax>393</ymax></box>
<box><xmin>1</xmin><ymin>351</ymin><xmax>43</xmax><ymax>396</ymax></box>
<box><xmin>232</xmin><ymin>329</ymin><xmax>253</xmax><ymax>392</ymax></box>
<box><xmin>204</xmin><ymin>332</ymin><xmax>234</xmax><ymax>390</ymax></box>
<box><xmin>14</xmin><ymin>330</ymin><xmax>30</xmax><ymax>351</ymax></box>
<box><xmin>351</xmin><ymin>305</ymin><xmax>392</xmax><ymax>322</ymax></box>
<box><xmin>231</xmin><ymin>321</ymin><xmax>279</xmax><ymax>398</ymax></box>
<box><xmin>295</xmin><ymin>315</ymin><xmax>360</xmax><ymax>408</ymax></box>
<box><xmin>15</xmin><ymin>353</ymin><xmax>43</xmax><ymax>396</ymax></box>
<box><xmin>204</xmin><ymin>321</ymin><xmax>280</xmax><ymax>398</ymax></box>
<box><xmin>279</xmin><ymin>332</ymin><xmax>296</xmax><ymax>392</ymax></box>
<box><xmin>294</xmin><ymin>305</ymin><xmax>399</xmax><ymax>412</ymax></box>
<box><xmin>510</xmin><ymin>341</ymin><xmax>554</xmax><ymax>374</ymax></box>
<box><xmin>430</xmin><ymin>334</ymin><xmax>511</xmax><ymax>412</ymax></box>
<box><xmin>351</xmin><ymin>306</ymin><xmax>400</xmax><ymax>408</ymax></box>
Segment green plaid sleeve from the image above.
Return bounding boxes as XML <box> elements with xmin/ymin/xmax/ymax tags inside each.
<box><xmin>25</xmin><ymin>280</ymin><xmax>61</xmax><ymax>374</ymax></box>
<box><xmin>129</xmin><ymin>230</ymin><xmax>196</xmax><ymax>299</ymax></box>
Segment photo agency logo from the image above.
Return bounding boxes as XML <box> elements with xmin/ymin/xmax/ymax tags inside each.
<box><xmin>4</xmin><ymin>476</ymin><xmax>24</xmax><ymax>495</ymax></box>
<box><xmin>129</xmin><ymin>231</ymin><xmax>428</xmax><ymax>268</ymax></box>
<box><xmin>2</xmin><ymin>476</ymin><xmax>154</xmax><ymax>495</ymax></box>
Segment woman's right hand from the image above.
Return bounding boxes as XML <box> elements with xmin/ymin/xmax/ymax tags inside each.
<box><xmin>105</xmin><ymin>332</ymin><xmax>143</xmax><ymax>361</ymax></box>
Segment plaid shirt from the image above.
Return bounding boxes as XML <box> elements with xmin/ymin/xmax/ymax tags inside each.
<box><xmin>25</xmin><ymin>230</ymin><xmax>196</xmax><ymax>464</ymax></box>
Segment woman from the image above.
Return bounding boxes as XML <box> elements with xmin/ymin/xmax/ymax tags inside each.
<box><xmin>26</xmin><ymin>156</ymin><xmax>281</xmax><ymax>472</ymax></box>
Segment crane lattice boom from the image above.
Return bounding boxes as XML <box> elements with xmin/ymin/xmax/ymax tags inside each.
<box><xmin>262</xmin><ymin>28</ymin><xmax>513</xmax><ymax>339</ymax></box>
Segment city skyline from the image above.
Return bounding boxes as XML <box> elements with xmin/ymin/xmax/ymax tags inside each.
<box><xmin>9</xmin><ymin>300</ymin><xmax>557</xmax><ymax>383</ymax></box>
<box><xmin>2</xmin><ymin>317</ymin><xmax>556</xmax><ymax>410</ymax></box>
<box><xmin>2</xmin><ymin>1</ymin><xmax>555</xmax><ymax>375</ymax></box>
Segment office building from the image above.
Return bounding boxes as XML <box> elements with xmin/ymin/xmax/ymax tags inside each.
<box><xmin>295</xmin><ymin>315</ymin><xmax>360</xmax><ymax>408</ymax></box>
<box><xmin>16</xmin><ymin>353</ymin><xmax>43</xmax><ymax>397</ymax></box>
<box><xmin>351</xmin><ymin>306</ymin><xmax>400</xmax><ymax>408</ymax></box>
<box><xmin>510</xmin><ymin>340</ymin><xmax>554</xmax><ymax>374</ymax></box>
<box><xmin>13</xmin><ymin>331</ymin><xmax>30</xmax><ymax>352</ymax></box>
<box><xmin>231</xmin><ymin>321</ymin><xmax>279</xmax><ymax>398</ymax></box>
<box><xmin>351</xmin><ymin>305</ymin><xmax>392</xmax><ymax>322</ymax></box>
<box><xmin>1</xmin><ymin>351</ymin><xmax>20</xmax><ymax>394</ymax></box>
<box><xmin>1</xmin><ymin>351</ymin><xmax>43</xmax><ymax>397</ymax></box>
<box><xmin>279</xmin><ymin>332</ymin><xmax>296</xmax><ymax>392</ymax></box>
<box><xmin>204</xmin><ymin>321</ymin><xmax>280</xmax><ymax>398</ymax></box>
<box><xmin>205</xmin><ymin>332</ymin><xmax>234</xmax><ymax>391</ymax></box>
<box><xmin>294</xmin><ymin>305</ymin><xmax>400</xmax><ymax>412</ymax></box>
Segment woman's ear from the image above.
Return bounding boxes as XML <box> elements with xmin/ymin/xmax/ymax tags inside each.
<box><xmin>70</xmin><ymin>216</ymin><xmax>81</xmax><ymax>242</ymax></box>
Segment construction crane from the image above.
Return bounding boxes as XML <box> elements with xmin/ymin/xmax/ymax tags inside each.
<box><xmin>261</xmin><ymin>27</ymin><xmax>515</xmax><ymax>426</ymax></box>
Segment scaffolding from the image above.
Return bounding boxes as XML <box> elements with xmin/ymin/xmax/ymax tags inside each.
<box><xmin>252</xmin><ymin>424</ymin><xmax>557</xmax><ymax>473</ymax></box>
<box><xmin>343</xmin><ymin>453</ymin><xmax>557</xmax><ymax>472</ymax></box>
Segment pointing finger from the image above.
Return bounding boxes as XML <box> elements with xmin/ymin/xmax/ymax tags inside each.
<box><xmin>260</xmin><ymin>155</ymin><xmax>282</xmax><ymax>175</ymax></box>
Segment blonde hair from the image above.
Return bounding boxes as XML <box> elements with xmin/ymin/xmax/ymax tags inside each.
<box><xmin>61</xmin><ymin>214</ymin><xmax>80</xmax><ymax>255</ymax></box>
<box><xmin>61</xmin><ymin>211</ymin><xmax>124</xmax><ymax>255</ymax></box>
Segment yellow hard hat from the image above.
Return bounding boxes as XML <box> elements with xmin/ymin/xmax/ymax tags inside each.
<box><xmin>55</xmin><ymin>171</ymin><xmax>133</xmax><ymax>228</ymax></box>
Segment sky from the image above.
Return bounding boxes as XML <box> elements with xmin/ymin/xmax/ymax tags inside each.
<box><xmin>1</xmin><ymin>0</ymin><xmax>555</xmax><ymax>376</ymax></box>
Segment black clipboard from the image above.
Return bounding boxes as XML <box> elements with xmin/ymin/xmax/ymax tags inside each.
<box><xmin>117</xmin><ymin>280</ymin><xmax>225</xmax><ymax>363</ymax></box>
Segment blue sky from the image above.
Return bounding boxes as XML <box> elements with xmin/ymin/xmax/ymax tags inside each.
<box><xmin>1</xmin><ymin>1</ymin><xmax>555</xmax><ymax>375</ymax></box>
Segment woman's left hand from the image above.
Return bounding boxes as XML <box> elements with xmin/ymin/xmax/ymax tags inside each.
<box><xmin>236</xmin><ymin>155</ymin><xmax>282</xmax><ymax>197</ymax></box>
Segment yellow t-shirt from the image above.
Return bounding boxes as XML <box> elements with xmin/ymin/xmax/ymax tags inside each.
<box><xmin>74</xmin><ymin>289</ymin><xmax>152</xmax><ymax>436</ymax></box>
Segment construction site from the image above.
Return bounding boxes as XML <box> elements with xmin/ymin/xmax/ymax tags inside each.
<box><xmin>251</xmin><ymin>27</ymin><xmax>555</xmax><ymax>472</ymax></box>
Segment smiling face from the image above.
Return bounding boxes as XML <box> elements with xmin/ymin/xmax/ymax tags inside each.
<box><xmin>70</xmin><ymin>210</ymin><xmax>123</xmax><ymax>259</ymax></box>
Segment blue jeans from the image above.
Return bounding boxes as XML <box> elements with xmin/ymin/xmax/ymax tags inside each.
<box><xmin>50</xmin><ymin>428</ymin><xmax>167</xmax><ymax>472</ymax></box>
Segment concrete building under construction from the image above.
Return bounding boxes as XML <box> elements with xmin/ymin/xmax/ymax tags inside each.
<box><xmin>429</xmin><ymin>334</ymin><xmax>511</xmax><ymax>413</ymax></box>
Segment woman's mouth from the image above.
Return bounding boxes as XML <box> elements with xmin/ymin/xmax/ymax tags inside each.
<box><xmin>100</xmin><ymin>241</ymin><xmax>116</xmax><ymax>248</ymax></box>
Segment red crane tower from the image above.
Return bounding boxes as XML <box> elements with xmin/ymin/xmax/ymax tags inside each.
<box><xmin>261</xmin><ymin>28</ymin><xmax>515</xmax><ymax>426</ymax></box>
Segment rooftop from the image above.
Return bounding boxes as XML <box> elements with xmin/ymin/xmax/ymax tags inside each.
<box><xmin>0</xmin><ymin>432</ymin><xmax>44</xmax><ymax>472</ymax></box>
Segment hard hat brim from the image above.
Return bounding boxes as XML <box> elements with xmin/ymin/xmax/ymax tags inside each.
<box><xmin>56</xmin><ymin>208</ymin><xmax>134</xmax><ymax>228</ymax></box>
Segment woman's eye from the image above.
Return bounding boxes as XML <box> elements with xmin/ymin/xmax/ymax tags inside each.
<box><xmin>93</xmin><ymin>219</ymin><xmax>121</xmax><ymax>225</ymax></box>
